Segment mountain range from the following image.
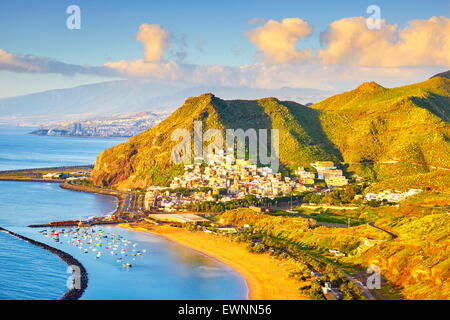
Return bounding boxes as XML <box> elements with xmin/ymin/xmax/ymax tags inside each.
<box><xmin>0</xmin><ymin>80</ymin><xmax>332</xmax><ymax>125</ymax></box>
<box><xmin>91</xmin><ymin>73</ymin><xmax>450</xmax><ymax>191</ymax></box>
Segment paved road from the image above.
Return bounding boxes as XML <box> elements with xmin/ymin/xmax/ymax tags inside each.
<box><xmin>367</xmin><ymin>222</ymin><xmax>398</xmax><ymax>239</ymax></box>
<box><xmin>341</xmin><ymin>271</ymin><xmax>377</xmax><ymax>300</ymax></box>
<box><xmin>123</xmin><ymin>193</ymin><xmax>134</xmax><ymax>213</ymax></box>
<box><xmin>341</xmin><ymin>159</ymin><xmax>450</xmax><ymax>171</ymax></box>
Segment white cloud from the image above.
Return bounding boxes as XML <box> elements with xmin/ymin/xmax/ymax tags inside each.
<box><xmin>136</xmin><ymin>23</ymin><xmax>171</xmax><ymax>62</ymax></box>
<box><xmin>0</xmin><ymin>49</ymin><xmax>111</xmax><ymax>76</ymax></box>
<box><xmin>318</xmin><ymin>16</ymin><xmax>450</xmax><ymax>67</ymax></box>
<box><xmin>245</xmin><ymin>18</ymin><xmax>313</xmax><ymax>64</ymax></box>
<box><xmin>0</xmin><ymin>17</ymin><xmax>448</xmax><ymax>96</ymax></box>
<box><xmin>0</xmin><ymin>49</ymin><xmax>441</xmax><ymax>95</ymax></box>
<box><xmin>103</xmin><ymin>58</ymin><xmax>443</xmax><ymax>93</ymax></box>
<box><xmin>104</xmin><ymin>59</ymin><xmax>180</xmax><ymax>79</ymax></box>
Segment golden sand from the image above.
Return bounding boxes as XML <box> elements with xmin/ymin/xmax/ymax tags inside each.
<box><xmin>120</xmin><ymin>222</ymin><xmax>306</xmax><ymax>300</ymax></box>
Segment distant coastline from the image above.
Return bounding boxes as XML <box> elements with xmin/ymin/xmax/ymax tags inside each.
<box><xmin>29</xmin><ymin>130</ymin><xmax>131</xmax><ymax>139</ymax></box>
<box><xmin>27</xmin><ymin>110</ymin><xmax>170</xmax><ymax>139</ymax></box>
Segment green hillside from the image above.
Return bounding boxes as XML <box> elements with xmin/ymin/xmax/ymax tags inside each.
<box><xmin>92</xmin><ymin>76</ymin><xmax>450</xmax><ymax>191</ymax></box>
<box><xmin>92</xmin><ymin>93</ymin><xmax>338</xmax><ymax>189</ymax></box>
<box><xmin>311</xmin><ymin>77</ymin><xmax>450</xmax><ymax>186</ymax></box>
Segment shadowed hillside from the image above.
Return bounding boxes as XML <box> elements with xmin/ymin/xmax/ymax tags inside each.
<box><xmin>92</xmin><ymin>76</ymin><xmax>450</xmax><ymax>191</ymax></box>
<box><xmin>92</xmin><ymin>94</ymin><xmax>339</xmax><ymax>189</ymax></box>
<box><xmin>311</xmin><ymin>76</ymin><xmax>450</xmax><ymax>188</ymax></box>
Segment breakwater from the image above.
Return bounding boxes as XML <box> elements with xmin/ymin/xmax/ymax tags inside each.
<box><xmin>0</xmin><ymin>177</ymin><xmax>64</xmax><ymax>183</ymax></box>
<box><xmin>29</xmin><ymin>220</ymin><xmax>127</xmax><ymax>228</ymax></box>
<box><xmin>0</xmin><ymin>227</ymin><xmax>88</xmax><ymax>300</ymax></box>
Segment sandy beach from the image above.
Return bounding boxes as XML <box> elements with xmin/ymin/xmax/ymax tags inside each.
<box><xmin>120</xmin><ymin>222</ymin><xmax>307</xmax><ymax>300</ymax></box>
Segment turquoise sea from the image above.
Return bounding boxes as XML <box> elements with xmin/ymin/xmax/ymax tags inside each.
<box><xmin>0</xmin><ymin>125</ymin><xmax>247</xmax><ymax>300</ymax></box>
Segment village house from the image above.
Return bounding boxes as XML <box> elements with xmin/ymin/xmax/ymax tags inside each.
<box><xmin>43</xmin><ymin>172</ymin><xmax>70</xmax><ymax>179</ymax></box>
<box><xmin>145</xmin><ymin>155</ymin><xmax>352</xmax><ymax>211</ymax></box>
<box><xmin>308</xmin><ymin>161</ymin><xmax>348</xmax><ymax>187</ymax></box>
<box><xmin>168</xmin><ymin>150</ymin><xmax>303</xmax><ymax>200</ymax></box>
<box><xmin>364</xmin><ymin>189</ymin><xmax>422</xmax><ymax>203</ymax></box>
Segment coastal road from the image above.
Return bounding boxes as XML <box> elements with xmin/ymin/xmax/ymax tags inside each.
<box><xmin>341</xmin><ymin>271</ymin><xmax>377</xmax><ymax>300</ymax></box>
<box><xmin>123</xmin><ymin>192</ymin><xmax>146</xmax><ymax>215</ymax></box>
<box><xmin>123</xmin><ymin>193</ymin><xmax>134</xmax><ymax>213</ymax></box>
<box><xmin>300</xmin><ymin>246</ymin><xmax>378</xmax><ymax>300</ymax></box>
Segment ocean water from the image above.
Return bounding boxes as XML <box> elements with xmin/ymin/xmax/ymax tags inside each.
<box><xmin>0</xmin><ymin>125</ymin><xmax>247</xmax><ymax>300</ymax></box>
<box><xmin>0</xmin><ymin>125</ymin><xmax>122</xmax><ymax>171</ymax></box>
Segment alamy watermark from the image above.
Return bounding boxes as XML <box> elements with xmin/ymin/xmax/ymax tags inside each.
<box><xmin>66</xmin><ymin>5</ymin><xmax>81</xmax><ymax>30</ymax></box>
<box><xmin>66</xmin><ymin>265</ymin><xmax>82</xmax><ymax>290</ymax></box>
<box><xmin>366</xmin><ymin>264</ymin><xmax>381</xmax><ymax>289</ymax></box>
<box><xmin>366</xmin><ymin>5</ymin><xmax>382</xmax><ymax>30</ymax></box>
<box><xmin>171</xmin><ymin>121</ymin><xmax>280</xmax><ymax>173</ymax></box>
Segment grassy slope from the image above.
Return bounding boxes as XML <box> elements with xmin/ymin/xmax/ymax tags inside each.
<box><xmin>219</xmin><ymin>202</ymin><xmax>450</xmax><ymax>300</ymax></box>
<box><xmin>312</xmin><ymin>77</ymin><xmax>449</xmax><ymax>166</ymax></box>
<box><xmin>92</xmin><ymin>94</ymin><xmax>339</xmax><ymax>189</ymax></box>
<box><xmin>92</xmin><ymin>77</ymin><xmax>450</xmax><ymax>191</ymax></box>
<box><xmin>312</xmin><ymin>77</ymin><xmax>450</xmax><ymax>190</ymax></box>
<box><xmin>351</xmin><ymin>211</ymin><xmax>449</xmax><ymax>300</ymax></box>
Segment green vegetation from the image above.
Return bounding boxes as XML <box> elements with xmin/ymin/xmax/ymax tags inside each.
<box><xmin>92</xmin><ymin>77</ymin><xmax>450</xmax><ymax>193</ymax></box>
<box><xmin>229</xmin><ymin>229</ymin><xmax>366</xmax><ymax>300</ymax></box>
<box><xmin>89</xmin><ymin>74</ymin><xmax>450</xmax><ymax>300</ymax></box>
<box><xmin>312</xmin><ymin>77</ymin><xmax>450</xmax><ymax>187</ymax></box>
<box><xmin>91</xmin><ymin>93</ymin><xmax>342</xmax><ymax>189</ymax></box>
<box><xmin>293</xmin><ymin>208</ymin><xmax>363</xmax><ymax>226</ymax></box>
<box><xmin>216</xmin><ymin>195</ymin><xmax>450</xmax><ymax>300</ymax></box>
<box><xmin>322</xmin><ymin>184</ymin><xmax>365</xmax><ymax>205</ymax></box>
<box><xmin>218</xmin><ymin>208</ymin><xmax>269</xmax><ymax>227</ymax></box>
<box><xmin>184</xmin><ymin>194</ymin><xmax>302</xmax><ymax>213</ymax></box>
<box><xmin>218</xmin><ymin>208</ymin><xmax>389</xmax><ymax>255</ymax></box>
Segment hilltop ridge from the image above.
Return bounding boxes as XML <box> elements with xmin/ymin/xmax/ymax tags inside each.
<box><xmin>354</xmin><ymin>81</ymin><xmax>385</xmax><ymax>93</ymax></box>
<box><xmin>92</xmin><ymin>75</ymin><xmax>450</xmax><ymax>191</ymax></box>
<box><xmin>92</xmin><ymin>94</ymin><xmax>339</xmax><ymax>189</ymax></box>
<box><xmin>430</xmin><ymin>70</ymin><xmax>450</xmax><ymax>79</ymax></box>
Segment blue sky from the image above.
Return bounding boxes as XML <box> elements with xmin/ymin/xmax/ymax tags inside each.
<box><xmin>0</xmin><ymin>0</ymin><xmax>449</xmax><ymax>97</ymax></box>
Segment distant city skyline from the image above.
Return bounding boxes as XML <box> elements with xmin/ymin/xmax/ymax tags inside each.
<box><xmin>0</xmin><ymin>0</ymin><xmax>449</xmax><ymax>98</ymax></box>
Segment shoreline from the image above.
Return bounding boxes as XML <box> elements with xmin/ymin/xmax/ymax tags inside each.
<box><xmin>120</xmin><ymin>222</ymin><xmax>307</xmax><ymax>300</ymax></box>
<box><xmin>0</xmin><ymin>226</ymin><xmax>88</xmax><ymax>300</ymax></box>
<box><xmin>60</xmin><ymin>182</ymin><xmax>127</xmax><ymax>215</ymax></box>
<box><xmin>0</xmin><ymin>165</ymin><xmax>93</xmax><ymax>174</ymax></box>
<box><xmin>0</xmin><ymin>177</ymin><xmax>64</xmax><ymax>183</ymax></box>
<box><xmin>28</xmin><ymin>132</ymin><xmax>129</xmax><ymax>140</ymax></box>
<box><xmin>2</xmin><ymin>175</ymin><xmax>304</xmax><ymax>300</ymax></box>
